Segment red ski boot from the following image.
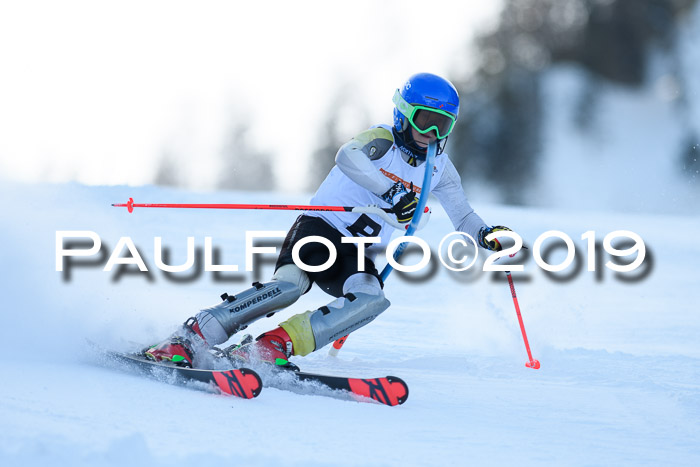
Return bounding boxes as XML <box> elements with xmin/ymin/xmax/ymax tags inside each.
<box><xmin>227</xmin><ymin>327</ymin><xmax>297</xmax><ymax>369</ymax></box>
<box><xmin>144</xmin><ymin>318</ymin><xmax>207</xmax><ymax>368</ymax></box>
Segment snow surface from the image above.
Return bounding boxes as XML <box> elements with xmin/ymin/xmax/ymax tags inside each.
<box><xmin>1</xmin><ymin>181</ymin><xmax>699</xmax><ymax>466</ymax></box>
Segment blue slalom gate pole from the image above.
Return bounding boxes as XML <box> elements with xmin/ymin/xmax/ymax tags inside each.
<box><xmin>330</xmin><ymin>141</ymin><xmax>437</xmax><ymax>355</ymax></box>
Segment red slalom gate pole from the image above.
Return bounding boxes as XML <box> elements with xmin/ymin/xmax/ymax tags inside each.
<box><xmin>505</xmin><ymin>271</ymin><xmax>540</xmax><ymax>369</ymax></box>
<box><xmin>113</xmin><ymin>197</ymin><xmax>392</xmax><ymax>214</ymax></box>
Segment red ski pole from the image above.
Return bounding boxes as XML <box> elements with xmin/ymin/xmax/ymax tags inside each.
<box><xmin>505</xmin><ymin>271</ymin><xmax>540</xmax><ymax>369</ymax></box>
<box><xmin>112</xmin><ymin>197</ymin><xmax>424</xmax><ymax>232</ymax></box>
<box><xmin>112</xmin><ymin>197</ymin><xmax>392</xmax><ymax>214</ymax></box>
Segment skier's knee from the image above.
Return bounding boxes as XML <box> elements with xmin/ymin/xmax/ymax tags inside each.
<box><xmin>343</xmin><ymin>272</ymin><xmax>383</xmax><ymax>297</ymax></box>
<box><xmin>272</xmin><ymin>264</ymin><xmax>311</xmax><ymax>294</ymax></box>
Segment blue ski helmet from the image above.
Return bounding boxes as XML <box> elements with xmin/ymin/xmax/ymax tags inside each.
<box><xmin>393</xmin><ymin>73</ymin><xmax>459</xmax><ymax>139</ymax></box>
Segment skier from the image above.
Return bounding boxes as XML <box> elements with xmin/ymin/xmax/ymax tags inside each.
<box><xmin>144</xmin><ymin>72</ymin><xmax>512</xmax><ymax>368</ymax></box>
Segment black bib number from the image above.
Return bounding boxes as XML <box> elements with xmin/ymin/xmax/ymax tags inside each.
<box><xmin>346</xmin><ymin>214</ymin><xmax>382</xmax><ymax>237</ymax></box>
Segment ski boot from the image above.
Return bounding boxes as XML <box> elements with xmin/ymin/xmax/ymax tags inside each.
<box><xmin>143</xmin><ymin>317</ymin><xmax>208</xmax><ymax>368</ymax></box>
<box><xmin>225</xmin><ymin>327</ymin><xmax>299</xmax><ymax>371</ymax></box>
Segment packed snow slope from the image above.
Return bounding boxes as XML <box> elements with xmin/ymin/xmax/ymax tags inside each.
<box><xmin>1</xmin><ymin>182</ymin><xmax>699</xmax><ymax>466</ymax></box>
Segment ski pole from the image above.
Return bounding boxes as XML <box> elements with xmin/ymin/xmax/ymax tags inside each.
<box><xmin>329</xmin><ymin>140</ymin><xmax>438</xmax><ymax>357</ymax></box>
<box><xmin>505</xmin><ymin>270</ymin><xmax>540</xmax><ymax>369</ymax></box>
<box><xmin>112</xmin><ymin>198</ymin><xmax>429</xmax><ymax>230</ymax></box>
<box><xmin>113</xmin><ymin>197</ymin><xmax>390</xmax><ymax>214</ymax></box>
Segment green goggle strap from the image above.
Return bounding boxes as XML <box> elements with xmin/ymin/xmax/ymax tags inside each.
<box><xmin>392</xmin><ymin>89</ymin><xmax>456</xmax><ymax>139</ymax></box>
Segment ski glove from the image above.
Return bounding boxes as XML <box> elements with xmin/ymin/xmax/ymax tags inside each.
<box><xmin>478</xmin><ymin>225</ymin><xmax>512</xmax><ymax>251</ymax></box>
<box><xmin>381</xmin><ymin>181</ymin><xmax>417</xmax><ymax>224</ymax></box>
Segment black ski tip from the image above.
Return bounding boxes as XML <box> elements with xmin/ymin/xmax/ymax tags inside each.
<box><xmin>210</xmin><ymin>367</ymin><xmax>264</xmax><ymax>399</ymax></box>
<box><xmin>239</xmin><ymin>368</ymin><xmax>264</xmax><ymax>398</ymax></box>
<box><xmin>385</xmin><ymin>375</ymin><xmax>409</xmax><ymax>405</ymax></box>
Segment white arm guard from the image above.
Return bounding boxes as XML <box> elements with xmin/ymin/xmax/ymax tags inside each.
<box><xmin>335</xmin><ymin>128</ymin><xmax>395</xmax><ymax>197</ymax></box>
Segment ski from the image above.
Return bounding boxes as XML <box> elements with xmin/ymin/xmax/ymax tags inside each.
<box><xmin>98</xmin><ymin>348</ymin><xmax>263</xmax><ymax>399</ymax></box>
<box><xmin>267</xmin><ymin>368</ymin><xmax>409</xmax><ymax>407</ymax></box>
<box><xmin>94</xmin><ymin>344</ymin><xmax>408</xmax><ymax>405</ymax></box>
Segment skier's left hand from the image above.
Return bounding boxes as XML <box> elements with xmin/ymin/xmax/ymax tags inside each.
<box><xmin>478</xmin><ymin>225</ymin><xmax>512</xmax><ymax>251</ymax></box>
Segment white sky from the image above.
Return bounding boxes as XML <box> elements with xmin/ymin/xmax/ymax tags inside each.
<box><xmin>0</xmin><ymin>0</ymin><xmax>502</xmax><ymax>191</ymax></box>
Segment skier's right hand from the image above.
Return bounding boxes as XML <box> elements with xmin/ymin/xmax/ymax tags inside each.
<box><xmin>390</xmin><ymin>190</ymin><xmax>417</xmax><ymax>224</ymax></box>
<box><xmin>382</xmin><ymin>181</ymin><xmax>417</xmax><ymax>224</ymax></box>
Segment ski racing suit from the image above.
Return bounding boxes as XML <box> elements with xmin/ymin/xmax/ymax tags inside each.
<box><xmin>193</xmin><ymin>124</ymin><xmax>488</xmax><ymax>357</ymax></box>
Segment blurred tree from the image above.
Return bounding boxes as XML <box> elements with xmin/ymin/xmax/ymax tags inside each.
<box><xmin>153</xmin><ymin>151</ymin><xmax>184</xmax><ymax>188</ymax></box>
<box><xmin>218</xmin><ymin>122</ymin><xmax>275</xmax><ymax>191</ymax></box>
<box><xmin>307</xmin><ymin>114</ymin><xmax>343</xmax><ymax>192</ymax></box>
<box><xmin>307</xmin><ymin>84</ymin><xmax>370</xmax><ymax>191</ymax></box>
<box><xmin>449</xmin><ymin>0</ymin><xmax>698</xmax><ymax>204</ymax></box>
<box><xmin>680</xmin><ymin>130</ymin><xmax>699</xmax><ymax>183</ymax></box>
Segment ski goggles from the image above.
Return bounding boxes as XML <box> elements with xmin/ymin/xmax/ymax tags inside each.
<box><xmin>393</xmin><ymin>89</ymin><xmax>457</xmax><ymax>140</ymax></box>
